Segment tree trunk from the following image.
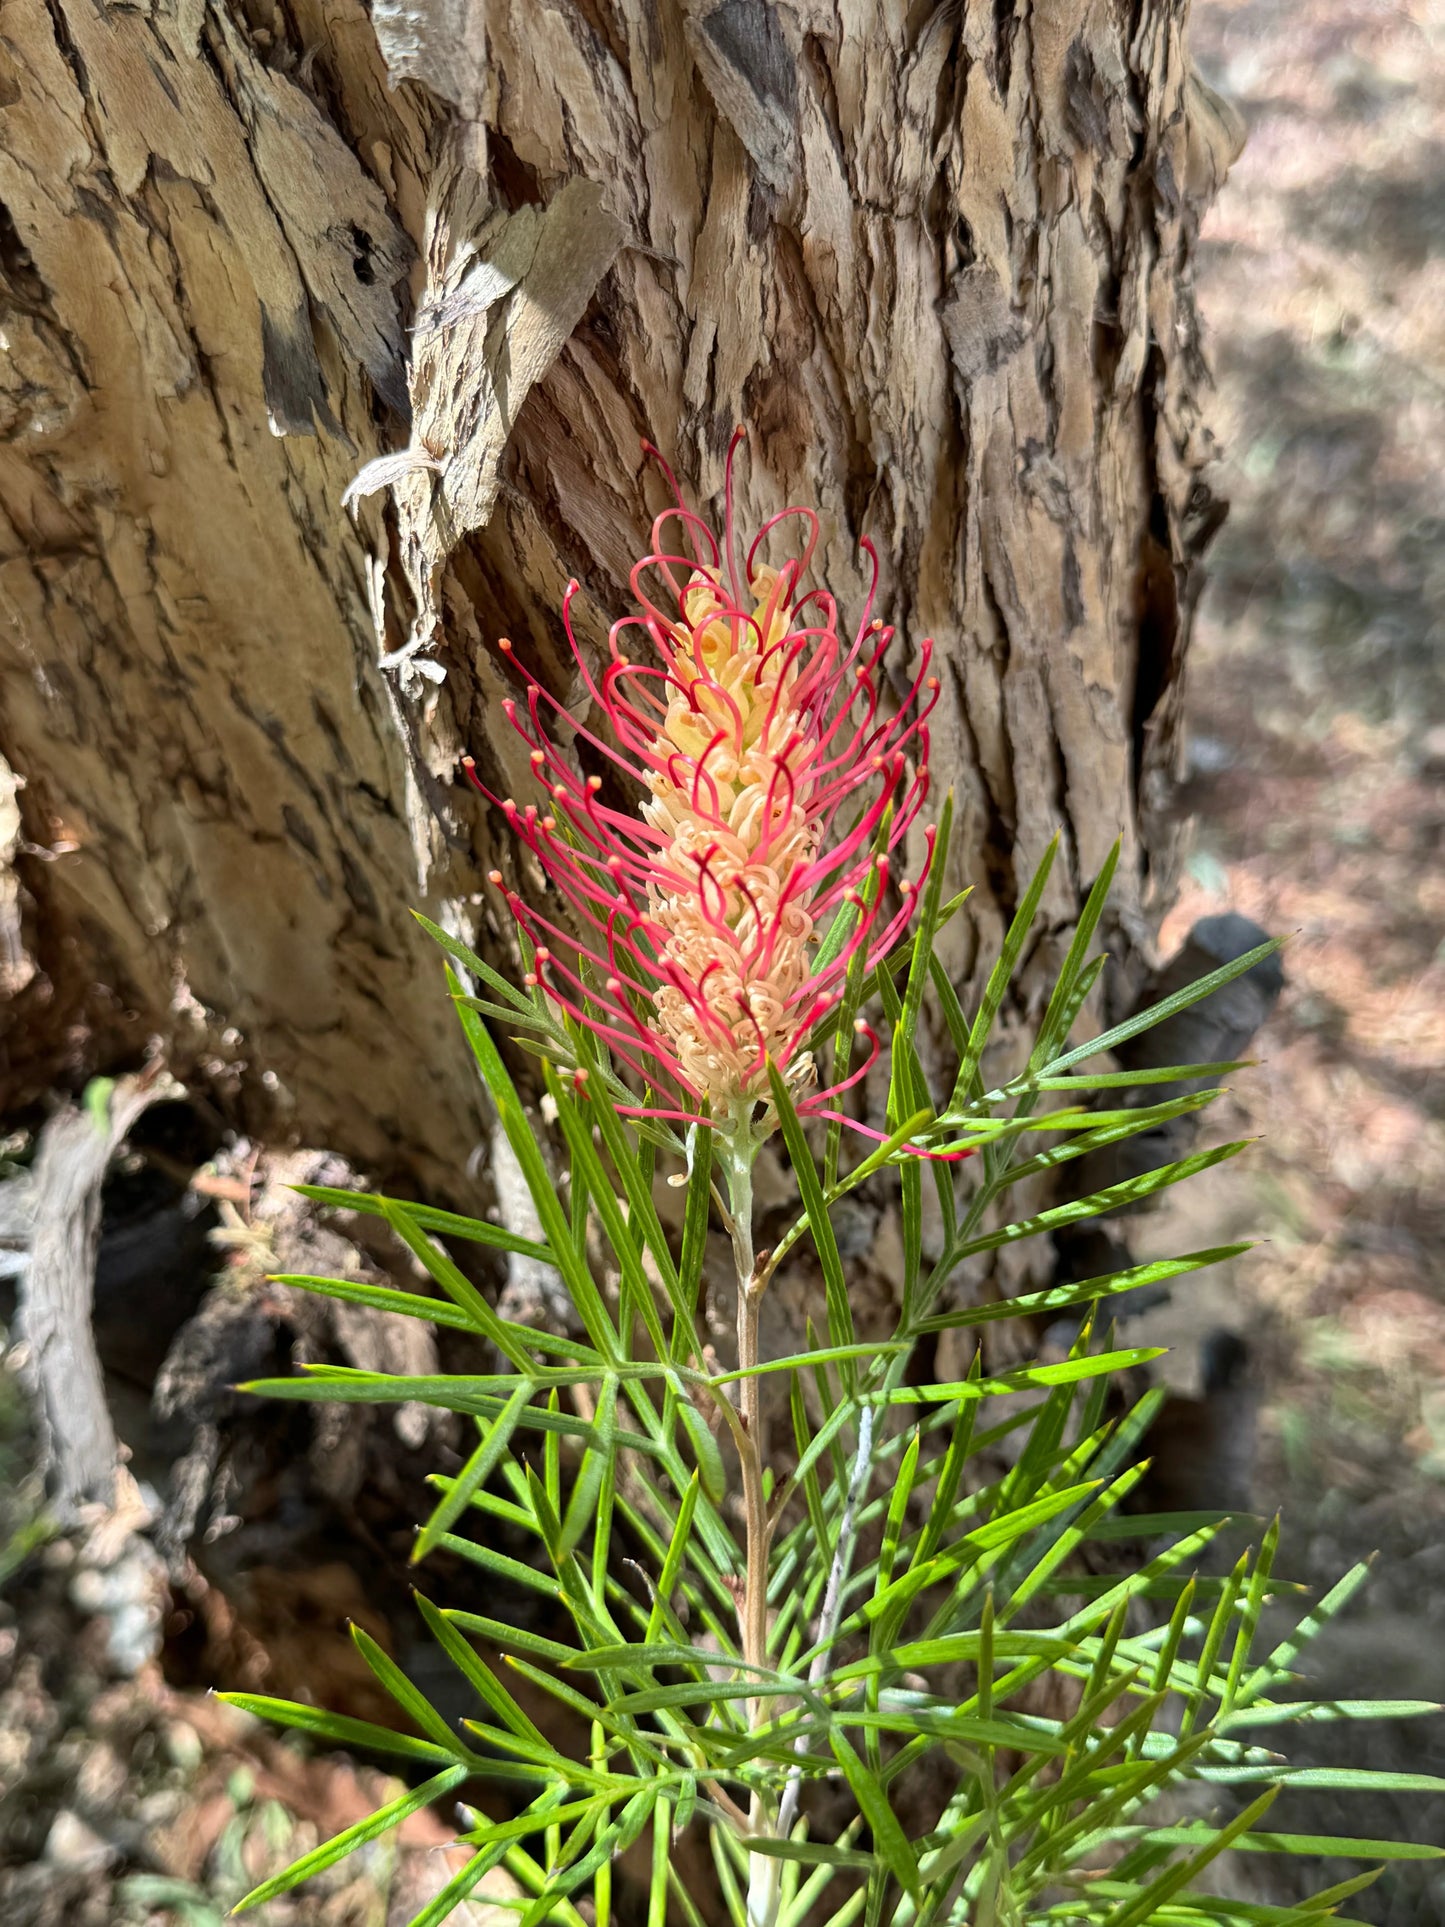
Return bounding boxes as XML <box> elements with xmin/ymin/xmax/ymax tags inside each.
<box><xmin>0</xmin><ymin>0</ymin><xmax>1243</xmax><ymax>1197</ymax></box>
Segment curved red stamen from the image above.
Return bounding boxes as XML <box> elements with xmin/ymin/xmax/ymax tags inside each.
<box><xmin>469</xmin><ymin>444</ymin><xmax>941</xmax><ymax>1129</ymax></box>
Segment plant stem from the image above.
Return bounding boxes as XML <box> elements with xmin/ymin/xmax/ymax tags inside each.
<box><xmin>720</xmin><ymin>1123</ymin><xmax>779</xmax><ymax>1927</ymax></box>
<box><xmin>775</xmin><ymin>1402</ymin><xmax>875</xmax><ymax>1841</ymax></box>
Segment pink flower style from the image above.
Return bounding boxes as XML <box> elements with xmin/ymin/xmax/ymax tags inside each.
<box><xmin>464</xmin><ymin>436</ymin><xmax>940</xmax><ymax>1141</ymax></box>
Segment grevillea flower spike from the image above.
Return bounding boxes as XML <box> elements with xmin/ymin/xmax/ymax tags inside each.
<box><xmin>465</xmin><ymin>432</ymin><xmax>940</xmax><ymax>1149</ymax></box>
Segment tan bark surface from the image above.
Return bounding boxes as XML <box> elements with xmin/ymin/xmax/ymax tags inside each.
<box><xmin>0</xmin><ymin>0</ymin><xmax>1242</xmax><ymax>1194</ymax></box>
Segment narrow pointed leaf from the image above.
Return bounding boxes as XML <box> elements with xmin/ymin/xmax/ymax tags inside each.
<box><xmin>770</xmin><ymin>1060</ymin><xmax>856</xmax><ymax>1381</ymax></box>
<box><xmin>231</xmin><ymin>1766</ymin><xmax>468</xmax><ymax>1912</ymax></box>
<box><xmin>294</xmin><ymin>1181</ymin><xmax>555</xmax><ymax>1266</ymax></box>
<box><xmin>1040</xmin><ymin>938</ymin><xmax>1283</xmax><ymax>1078</ymax></box>
<box><xmin>417</xmin><ymin>1382</ymin><xmax>534</xmax><ymax>1560</ymax></box>
<box><xmin>214</xmin><ymin>1693</ymin><xmax>460</xmax><ymax>1765</ymax></box>
<box><xmin>830</xmin><ymin>1729</ymin><xmax>922</xmax><ymax>1903</ymax></box>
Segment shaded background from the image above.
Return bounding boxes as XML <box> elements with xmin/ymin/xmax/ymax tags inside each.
<box><xmin>1128</xmin><ymin>0</ymin><xmax>1445</xmax><ymax>1914</ymax></box>
<box><xmin>2</xmin><ymin>0</ymin><xmax>1442</xmax><ymax>1918</ymax></box>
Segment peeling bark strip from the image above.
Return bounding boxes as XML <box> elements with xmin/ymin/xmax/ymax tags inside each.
<box><xmin>351</xmin><ymin>178</ymin><xmax>627</xmax><ymax>673</ymax></box>
<box><xmin>0</xmin><ymin>0</ymin><xmax>1239</xmax><ymax>1201</ymax></box>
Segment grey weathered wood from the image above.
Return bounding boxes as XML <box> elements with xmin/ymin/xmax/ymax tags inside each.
<box><xmin>19</xmin><ymin>1070</ymin><xmax>179</xmax><ymax>1519</ymax></box>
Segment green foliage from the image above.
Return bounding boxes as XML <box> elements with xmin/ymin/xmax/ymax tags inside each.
<box><xmin>226</xmin><ymin>830</ymin><xmax>1441</xmax><ymax>1925</ymax></box>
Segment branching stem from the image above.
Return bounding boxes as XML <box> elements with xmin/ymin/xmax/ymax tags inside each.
<box><xmin>775</xmin><ymin>1402</ymin><xmax>875</xmax><ymax>1841</ymax></box>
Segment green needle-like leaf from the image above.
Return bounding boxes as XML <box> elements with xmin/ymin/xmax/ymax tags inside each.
<box><xmin>231</xmin><ymin>1765</ymin><xmax>469</xmax><ymax>1912</ymax></box>
<box><xmin>418</xmin><ymin>1381</ymin><xmax>534</xmax><ymax>1561</ymax></box>
<box><xmin>952</xmin><ymin>834</ymin><xmax>1058</xmax><ymax>1108</ymax></box>
<box><xmin>678</xmin><ymin>1398</ymin><xmax>727</xmax><ymax>1506</ymax></box>
<box><xmin>769</xmin><ymin>1059</ymin><xmax>857</xmax><ymax>1381</ymax></box>
<box><xmin>560</xmin><ymin>1372</ymin><xmax>618</xmax><ymax>1557</ymax></box>
<box><xmin>294</xmin><ymin>1181</ymin><xmax>556</xmax><ymax>1265</ymax></box>
<box><xmin>1125</xmin><ymin>1824</ymin><xmax>1444</xmax><ymax>1862</ymax></box>
<box><xmin>267</xmin><ymin>1270</ymin><xmax>496</xmax><ymax>1334</ymax></box>
<box><xmin>413</xmin><ymin>1595</ymin><xmax>548</xmax><ymax>1745</ymax></box>
<box><xmin>450</xmin><ymin>971</ymin><xmax>620</xmax><ymax>1361</ymax></box>
<box><xmin>831</xmin><ymin>1728</ymin><xmax>923</xmax><ymax>1903</ymax></box>
<box><xmin>1097</xmin><ymin>1788</ymin><xmax>1283</xmax><ymax>1927</ymax></box>
<box><xmin>1039</xmin><ymin>937</ymin><xmax>1284</xmax><ymax>1079</ymax></box>
<box><xmin>349</xmin><ymin>1621</ymin><xmax>461</xmax><ymax>1750</ymax></box>
<box><xmin>1030</xmin><ymin>840</ymin><xmax>1121</xmax><ymax>1069</ymax></box>
<box><xmin>381</xmin><ymin>1199</ymin><xmax>541</xmax><ymax>1372</ymax></box>
<box><xmin>214</xmin><ymin>1693</ymin><xmax>462</xmax><ymax>1764</ymax></box>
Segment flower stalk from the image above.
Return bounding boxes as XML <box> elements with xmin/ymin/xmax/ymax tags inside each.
<box><xmin>717</xmin><ymin>1121</ymin><xmax>768</xmax><ymax>1690</ymax></box>
<box><xmin>717</xmin><ymin>1116</ymin><xmax>782</xmax><ymax>1927</ymax></box>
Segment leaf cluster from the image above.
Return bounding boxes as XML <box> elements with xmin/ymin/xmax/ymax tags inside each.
<box><xmin>226</xmin><ymin>824</ymin><xmax>1441</xmax><ymax>1926</ymax></box>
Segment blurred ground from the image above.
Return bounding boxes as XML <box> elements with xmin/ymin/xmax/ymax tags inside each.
<box><xmin>0</xmin><ymin>1561</ymin><xmax>515</xmax><ymax>1927</ymax></box>
<box><xmin>1129</xmin><ymin>0</ymin><xmax>1445</xmax><ymax>1913</ymax></box>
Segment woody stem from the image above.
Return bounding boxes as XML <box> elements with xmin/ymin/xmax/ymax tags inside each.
<box><xmin>721</xmin><ymin>1123</ymin><xmax>779</xmax><ymax>1927</ymax></box>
